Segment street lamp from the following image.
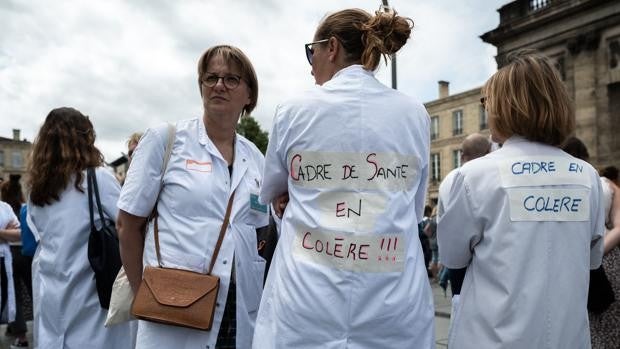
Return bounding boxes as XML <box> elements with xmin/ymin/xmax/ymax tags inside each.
<box><xmin>382</xmin><ymin>0</ymin><xmax>397</xmax><ymax>90</ymax></box>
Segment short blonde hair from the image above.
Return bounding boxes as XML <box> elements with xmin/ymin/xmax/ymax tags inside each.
<box><xmin>482</xmin><ymin>52</ymin><xmax>574</xmax><ymax>146</ymax></box>
<box><xmin>127</xmin><ymin>132</ymin><xmax>142</xmax><ymax>146</ymax></box>
<box><xmin>197</xmin><ymin>45</ymin><xmax>258</xmax><ymax>116</ymax></box>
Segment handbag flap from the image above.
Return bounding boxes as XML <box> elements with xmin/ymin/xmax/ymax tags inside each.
<box><xmin>143</xmin><ymin>267</ymin><xmax>219</xmax><ymax>307</ymax></box>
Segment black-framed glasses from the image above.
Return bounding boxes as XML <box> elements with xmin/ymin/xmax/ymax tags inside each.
<box><xmin>304</xmin><ymin>39</ymin><xmax>329</xmax><ymax>65</ymax></box>
<box><xmin>201</xmin><ymin>74</ymin><xmax>242</xmax><ymax>90</ymax></box>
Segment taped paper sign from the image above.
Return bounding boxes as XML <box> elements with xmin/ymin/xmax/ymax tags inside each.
<box><xmin>317</xmin><ymin>192</ymin><xmax>387</xmax><ymax>232</ymax></box>
<box><xmin>292</xmin><ymin>228</ymin><xmax>407</xmax><ymax>273</ymax></box>
<box><xmin>287</xmin><ymin>151</ymin><xmax>417</xmax><ymax>191</ymax></box>
<box><xmin>498</xmin><ymin>157</ymin><xmax>591</xmax><ymax>188</ymax></box>
<box><xmin>507</xmin><ymin>188</ymin><xmax>590</xmax><ymax>221</ymax></box>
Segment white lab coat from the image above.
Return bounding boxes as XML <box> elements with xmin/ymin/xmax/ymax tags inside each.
<box><xmin>437</xmin><ymin>168</ymin><xmax>458</xmax><ymax>218</ymax></box>
<box><xmin>118</xmin><ymin>118</ymin><xmax>269</xmax><ymax>349</ymax></box>
<box><xmin>0</xmin><ymin>201</ymin><xmax>17</xmax><ymax>323</ymax></box>
<box><xmin>27</xmin><ymin>167</ymin><xmax>133</xmax><ymax>349</ymax></box>
<box><xmin>438</xmin><ymin>136</ymin><xmax>604</xmax><ymax>349</ymax></box>
<box><xmin>256</xmin><ymin>65</ymin><xmax>435</xmax><ymax>348</ymax></box>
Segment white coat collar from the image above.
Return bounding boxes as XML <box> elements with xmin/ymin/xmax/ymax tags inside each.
<box><xmin>330</xmin><ymin>64</ymin><xmax>373</xmax><ymax>81</ymax></box>
<box><xmin>502</xmin><ymin>135</ymin><xmax>528</xmax><ymax>147</ymax></box>
<box><xmin>198</xmin><ymin>117</ymin><xmax>209</xmax><ymax>145</ymax></box>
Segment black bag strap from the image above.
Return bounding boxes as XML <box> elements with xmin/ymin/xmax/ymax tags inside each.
<box><xmin>87</xmin><ymin>168</ymin><xmax>108</xmax><ymax>230</ymax></box>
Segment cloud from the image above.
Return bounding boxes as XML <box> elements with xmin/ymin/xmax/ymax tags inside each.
<box><xmin>0</xmin><ymin>0</ymin><xmax>508</xmax><ymax>161</ymax></box>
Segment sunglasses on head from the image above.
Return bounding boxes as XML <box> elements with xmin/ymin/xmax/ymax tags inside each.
<box><xmin>304</xmin><ymin>39</ymin><xmax>329</xmax><ymax>65</ymax></box>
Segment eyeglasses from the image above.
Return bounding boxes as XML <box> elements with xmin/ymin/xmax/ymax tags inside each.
<box><xmin>304</xmin><ymin>39</ymin><xmax>329</xmax><ymax>65</ymax></box>
<box><xmin>480</xmin><ymin>96</ymin><xmax>487</xmax><ymax>108</ymax></box>
<box><xmin>201</xmin><ymin>74</ymin><xmax>243</xmax><ymax>90</ymax></box>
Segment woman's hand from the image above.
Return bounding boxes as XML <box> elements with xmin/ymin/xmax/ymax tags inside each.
<box><xmin>117</xmin><ymin>210</ymin><xmax>148</xmax><ymax>294</ymax></box>
<box><xmin>273</xmin><ymin>192</ymin><xmax>289</xmax><ymax>218</ymax></box>
<box><xmin>0</xmin><ymin>220</ymin><xmax>21</xmax><ymax>242</ymax></box>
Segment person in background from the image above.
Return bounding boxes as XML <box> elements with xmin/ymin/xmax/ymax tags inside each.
<box><xmin>438</xmin><ymin>53</ymin><xmax>604</xmax><ymax>348</ymax></box>
<box><xmin>437</xmin><ymin>133</ymin><xmax>491</xmax><ymax>297</ymax></box>
<box><xmin>424</xmin><ymin>206</ymin><xmax>439</xmax><ymax>280</ymax></box>
<box><xmin>562</xmin><ymin>137</ymin><xmax>620</xmax><ymax>348</ymax></box>
<box><xmin>127</xmin><ymin>132</ymin><xmax>143</xmax><ymax>164</ymax></box>
<box><xmin>26</xmin><ymin>107</ymin><xmax>132</xmax><ymax>348</ymax></box>
<box><xmin>256</xmin><ymin>7</ymin><xmax>434</xmax><ymax>348</ymax></box>
<box><xmin>0</xmin><ymin>195</ymin><xmax>20</xmax><ymax>344</ymax></box>
<box><xmin>600</xmin><ymin>166</ymin><xmax>619</xmax><ymax>187</ymax></box>
<box><xmin>117</xmin><ymin>132</ymin><xmax>144</xmax><ymax>185</ymax></box>
<box><xmin>117</xmin><ymin>45</ymin><xmax>268</xmax><ymax>349</ymax></box>
<box><xmin>0</xmin><ymin>175</ymin><xmax>30</xmax><ymax>348</ymax></box>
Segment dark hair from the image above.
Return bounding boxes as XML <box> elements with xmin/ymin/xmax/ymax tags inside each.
<box><xmin>27</xmin><ymin>107</ymin><xmax>104</xmax><ymax>206</ymax></box>
<box><xmin>424</xmin><ymin>205</ymin><xmax>432</xmax><ymax>217</ymax></box>
<box><xmin>315</xmin><ymin>8</ymin><xmax>413</xmax><ymax>71</ymax></box>
<box><xmin>601</xmin><ymin>166</ymin><xmax>619</xmax><ymax>182</ymax></box>
<box><xmin>0</xmin><ymin>175</ymin><xmax>24</xmax><ymax>216</ymax></box>
<box><xmin>561</xmin><ymin>136</ymin><xmax>589</xmax><ymax>161</ymax></box>
<box><xmin>197</xmin><ymin>45</ymin><xmax>258</xmax><ymax>116</ymax></box>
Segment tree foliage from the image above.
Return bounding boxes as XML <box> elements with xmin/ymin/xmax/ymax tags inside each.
<box><xmin>236</xmin><ymin>116</ymin><xmax>269</xmax><ymax>154</ymax></box>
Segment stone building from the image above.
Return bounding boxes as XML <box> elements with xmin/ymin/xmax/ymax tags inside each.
<box><xmin>481</xmin><ymin>0</ymin><xmax>620</xmax><ymax>168</ymax></box>
<box><xmin>0</xmin><ymin>129</ymin><xmax>31</xmax><ymax>183</ymax></box>
<box><xmin>425</xmin><ymin>82</ymin><xmax>491</xmax><ymax>203</ymax></box>
<box><xmin>425</xmin><ymin>0</ymin><xmax>620</xmax><ymax>202</ymax></box>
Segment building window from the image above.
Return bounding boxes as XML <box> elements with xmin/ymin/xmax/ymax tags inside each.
<box><xmin>431</xmin><ymin>116</ymin><xmax>439</xmax><ymax>140</ymax></box>
<box><xmin>453</xmin><ymin>149</ymin><xmax>462</xmax><ymax>169</ymax></box>
<box><xmin>0</xmin><ymin>150</ymin><xmax>4</xmax><ymax>167</ymax></box>
<box><xmin>12</xmin><ymin>151</ymin><xmax>22</xmax><ymax>168</ymax></box>
<box><xmin>452</xmin><ymin>110</ymin><xmax>463</xmax><ymax>136</ymax></box>
<box><xmin>610</xmin><ymin>39</ymin><xmax>620</xmax><ymax>69</ymax></box>
<box><xmin>431</xmin><ymin>153</ymin><xmax>441</xmax><ymax>182</ymax></box>
<box><xmin>479</xmin><ymin>105</ymin><xmax>488</xmax><ymax>130</ymax></box>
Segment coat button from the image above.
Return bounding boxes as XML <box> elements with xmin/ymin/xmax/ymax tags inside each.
<box><xmin>223</xmin><ymin>260</ymin><xmax>228</xmax><ymax>264</ymax></box>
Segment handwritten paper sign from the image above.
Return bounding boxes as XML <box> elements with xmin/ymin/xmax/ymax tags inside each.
<box><xmin>498</xmin><ymin>157</ymin><xmax>591</xmax><ymax>188</ymax></box>
<box><xmin>292</xmin><ymin>228</ymin><xmax>406</xmax><ymax>273</ymax></box>
<box><xmin>317</xmin><ymin>192</ymin><xmax>387</xmax><ymax>231</ymax></box>
<box><xmin>287</xmin><ymin>151</ymin><xmax>418</xmax><ymax>191</ymax></box>
<box><xmin>507</xmin><ymin>188</ymin><xmax>590</xmax><ymax>221</ymax></box>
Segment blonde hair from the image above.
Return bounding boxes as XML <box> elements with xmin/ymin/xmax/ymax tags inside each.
<box><xmin>127</xmin><ymin>132</ymin><xmax>142</xmax><ymax>147</ymax></box>
<box><xmin>197</xmin><ymin>45</ymin><xmax>258</xmax><ymax>116</ymax></box>
<box><xmin>315</xmin><ymin>8</ymin><xmax>413</xmax><ymax>71</ymax></box>
<box><xmin>482</xmin><ymin>52</ymin><xmax>574</xmax><ymax>146</ymax></box>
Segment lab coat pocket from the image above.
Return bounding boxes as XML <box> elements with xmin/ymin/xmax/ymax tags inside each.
<box><xmin>245</xmin><ymin>259</ymin><xmax>266</xmax><ymax>313</ymax></box>
<box><xmin>159</xmin><ymin>250</ymin><xmax>206</xmax><ymax>274</ymax></box>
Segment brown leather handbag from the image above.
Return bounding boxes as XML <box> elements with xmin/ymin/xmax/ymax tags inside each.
<box><xmin>131</xmin><ymin>191</ymin><xmax>236</xmax><ymax>331</ymax></box>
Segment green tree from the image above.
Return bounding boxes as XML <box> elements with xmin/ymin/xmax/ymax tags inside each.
<box><xmin>236</xmin><ymin>116</ymin><xmax>269</xmax><ymax>154</ymax></box>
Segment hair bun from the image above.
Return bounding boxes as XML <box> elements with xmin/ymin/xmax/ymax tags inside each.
<box><xmin>363</xmin><ymin>9</ymin><xmax>413</xmax><ymax>56</ymax></box>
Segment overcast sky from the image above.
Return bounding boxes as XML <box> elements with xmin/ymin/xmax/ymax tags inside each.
<box><xmin>0</xmin><ymin>0</ymin><xmax>508</xmax><ymax>162</ymax></box>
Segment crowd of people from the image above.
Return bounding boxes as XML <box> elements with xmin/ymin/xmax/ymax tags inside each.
<box><xmin>0</xmin><ymin>5</ymin><xmax>618</xmax><ymax>349</ymax></box>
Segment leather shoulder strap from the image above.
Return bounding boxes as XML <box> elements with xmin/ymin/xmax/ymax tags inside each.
<box><xmin>207</xmin><ymin>190</ymin><xmax>236</xmax><ymax>275</ymax></box>
<box><xmin>153</xmin><ymin>123</ymin><xmax>176</xmax><ymax>267</ymax></box>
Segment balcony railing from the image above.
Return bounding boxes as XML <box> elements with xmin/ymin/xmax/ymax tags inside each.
<box><xmin>530</xmin><ymin>0</ymin><xmax>551</xmax><ymax>11</ymax></box>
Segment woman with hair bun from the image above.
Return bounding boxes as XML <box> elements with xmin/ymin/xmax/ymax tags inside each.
<box><xmin>256</xmin><ymin>7</ymin><xmax>434</xmax><ymax>348</ymax></box>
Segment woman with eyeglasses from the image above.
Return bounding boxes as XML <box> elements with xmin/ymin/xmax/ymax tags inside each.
<box><xmin>256</xmin><ymin>7</ymin><xmax>434</xmax><ymax>348</ymax></box>
<box><xmin>438</xmin><ymin>53</ymin><xmax>604</xmax><ymax>348</ymax></box>
<box><xmin>117</xmin><ymin>45</ymin><xmax>269</xmax><ymax>349</ymax></box>
<box><xmin>26</xmin><ymin>107</ymin><xmax>133</xmax><ymax>348</ymax></box>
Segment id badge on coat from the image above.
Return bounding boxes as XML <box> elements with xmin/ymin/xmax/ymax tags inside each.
<box><xmin>250</xmin><ymin>192</ymin><xmax>268</xmax><ymax>214</ymax></box>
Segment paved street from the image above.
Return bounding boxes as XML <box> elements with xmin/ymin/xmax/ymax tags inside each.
<box><xmin>432</xmin><ymin>280</ymin><xmax>452</xmax><ymax>348</ymax></box>
<box><xmin>0</xmin><ymin>283</ymin><xmax>451</xmax><ymax>349</ymax></box>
